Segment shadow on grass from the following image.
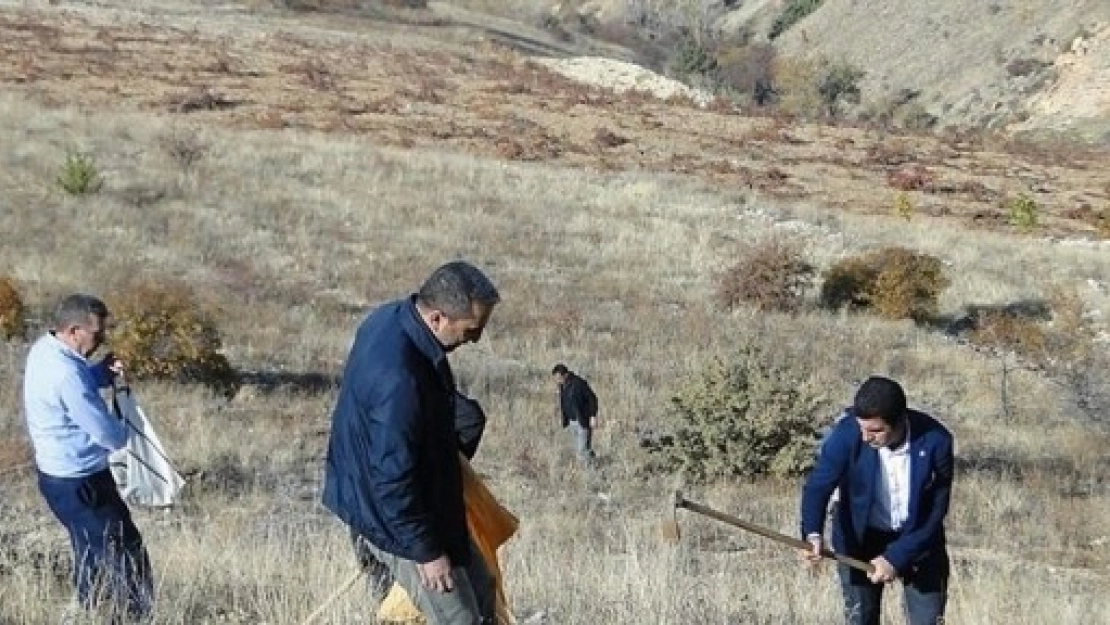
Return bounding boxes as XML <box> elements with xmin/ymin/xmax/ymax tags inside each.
<box><xmin>929</xmin><ymin>298</ymin><xmax>1051</xmax><ymax>337</ymax></box>
<box><xmin>237</xmin><ymin>370</ymin><xmax>340</xmax><ymax>395</ymax></box>
<box><xmin>957</xmin><ymin>449</ymin><xmax>1110</xmax><ymax>498</ymax></box>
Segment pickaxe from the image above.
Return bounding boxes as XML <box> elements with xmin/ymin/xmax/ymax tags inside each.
<box><xmin>671</xmin><ymin>491</ymin><xmax>874</xmax><ymax>575</ymax></box>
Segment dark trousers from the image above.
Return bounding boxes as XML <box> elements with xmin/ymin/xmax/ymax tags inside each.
<box><xmin>838</xmin><ymin>528</ymin><xmax>948</xmax><ymax>625</ymax></box>
<box><xmin>38</xmin><ymin>469</ymin><xmax>153</xmax><ymax>620</ymax></box>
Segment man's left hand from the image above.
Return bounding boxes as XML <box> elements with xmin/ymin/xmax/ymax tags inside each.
<box><xmin>103</xmin><ymin>353</ymin><xmax>128</xmax><ymax>386</ymax></box>
<box><xmin>867</xmin><ymin>556</ymin><xmax>897</xmax><ymax>584</ymax></box>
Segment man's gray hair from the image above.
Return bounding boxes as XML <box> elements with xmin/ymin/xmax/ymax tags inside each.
<box><xmin>417</xmin><ymin>261</ymin><xmax>500</xmax><ymax>318</ymax></box>
<box><xmin>52</xmin><ymin>293</ymin><xmax>109</xmax><ymax>330</ymax></box>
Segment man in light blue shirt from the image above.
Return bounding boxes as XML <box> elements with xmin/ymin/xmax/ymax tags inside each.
<box><xmin>23</xmin><ymin>293</ymin><xmax>153</xmax><ymax>621</ymax></box>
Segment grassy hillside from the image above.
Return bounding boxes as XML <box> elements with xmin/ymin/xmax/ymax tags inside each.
<box><xmin>1</xmin><ymin>1</ymin><xmax>1109</xmax><ymax>623</ymax></box>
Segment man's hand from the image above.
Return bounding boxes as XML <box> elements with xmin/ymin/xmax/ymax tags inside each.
<box><xmin>867</xmin><ymin>556</ymin><xmax>897</xmax><ymax>584</ymax></box>
<box><xmin>103</xmin><ymin>353</ymin><xmax>128</xmax><ymax>387</ymax></box>
<box><xmin>417</xmin><ymin>555</ymin><xmax>454</xmax><ymax>593</ymax></box>
<box><xmin>800</xmin><ymin>534</ymin><xmax>824</xmax><ymax>570</ymax></box>
<box><xmin>590</xmin><ymin>416</ymin><xmax>598</xmax><ymax>429</ymax></box>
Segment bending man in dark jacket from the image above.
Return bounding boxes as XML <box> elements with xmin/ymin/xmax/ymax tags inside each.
<box><xmin>799</xmin><ymin>376</ymin><xmax>954</xmax><ymax>625</ymax></box>
<box><xmin>351</xmin><ymin>390</ymin><xmax>490</xmax><ymax>594</ymax></box>
<box><xmin>552</xmin><ymin>364</ymin><xmax>598</xmax><ymax>465</ymax></box>
<box><xmin>323</xmin><ymin>261</ymin><xmax>500</xmax><ymax>625</ymax></box>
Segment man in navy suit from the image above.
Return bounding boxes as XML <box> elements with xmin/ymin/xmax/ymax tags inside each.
<box><xmin>800</xmin><ymin>376</ymin><xmax>954</xmax><ymax>625</ymax></box>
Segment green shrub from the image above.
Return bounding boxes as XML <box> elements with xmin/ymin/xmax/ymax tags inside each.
<box><xmin>641</xmin><ymin>341</ymin><xmax>829</xmax><ymax>482</ymax></box>
<box><xmin>769</xmin><ymin>0</ymin><xmax>825</xmax><ymax>40</ymax></box>
<box><xmin>771</xmin><ymin>56</ymin><xmax>823</xmax><ymax>118</ymax></box>
<box><xmin>817</xmin><ymin>62</ymin><xmax>864</xmax><ymax>117</ymax></box>
<box><xmin>893</xmin><ymin>192</ymin><xmax>914</xmax><ymax>221</ymax></box>
<box><xmin>108</xmin><ymin>283</ymin><xmax>238</xmax><ymax>394</ymax></box>
<box><xmin>1006</xmin><ymin>193</ymin><xmax>1038</xmax><ymax>228</ymax></box>
<box><xmin>58</xmin><ymin>152</ymin><xmax>102</xmax><ymax>196</ymax></box>
<box><xmin>0</xmin><ymin>277</ymin><xmax>25</xmax><ymax>340</ymax></box>
<box><xmin>820</xmin><ymin>247</ymin><xmax>949</xmax><ymax>322</ymax></box>
<box><xmin>669</xmin><ymin>38</ymin><xmax>717</xmax><ymax>80</ymax></box>
<box><xmin>716</xmin><ymin>239</ymin><xmax>814</xmax><ymax>312</ymax></box>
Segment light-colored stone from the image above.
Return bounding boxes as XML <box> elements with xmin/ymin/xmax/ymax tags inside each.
<box><xmin>532</xmin><ymin>56</ymin><xmax>716</xmax><ymax>106</ymax></box>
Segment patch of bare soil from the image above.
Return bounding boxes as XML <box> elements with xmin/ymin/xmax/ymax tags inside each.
<box><xmin>1</xmin><ymin>3</ymin><xmax>1108</xmax><ymax>238</ymax></box>
<box><xmin>1017</xmin><ymin>24</ymin><xmax>1110</xmax><ymax>134</ymax></box>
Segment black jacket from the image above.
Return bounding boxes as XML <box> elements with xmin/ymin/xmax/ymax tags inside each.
<box><xmin>559</xmin><ymin>373</ymin><xmax>597</xmax><ymax>428</ymax></box>
<box><xmin>322</xmin><ymin>296</ymin><xmax>469</xmax><ymax>566</ymax></box>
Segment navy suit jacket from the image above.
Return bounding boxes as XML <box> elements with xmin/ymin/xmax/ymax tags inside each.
<box><xmin>322</xmin><ymin>297</ymin><xmax>469</xmax><ymax>566</ymax></box>
<box><xmin>800</xmin><ymin>409</ymin><xmax>954</xmax><ymax>573</ymax></box>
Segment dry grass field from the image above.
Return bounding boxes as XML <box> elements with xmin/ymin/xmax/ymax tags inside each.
<box><xmin>1</xmin><ymin>1</ymin><xmax>1110</xmax><ymax>624</ymax></box>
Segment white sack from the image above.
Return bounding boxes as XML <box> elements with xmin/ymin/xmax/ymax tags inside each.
<box><xmin>109</xmin><ymin>389</ymin><xmax>186</xmax><ymax>507</ymax></box>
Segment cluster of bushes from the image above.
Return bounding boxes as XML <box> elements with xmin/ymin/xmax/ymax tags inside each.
<box><xmin>659</xmin><ymin>226</ymin><xmax>1107</xmax><ymax>478</ymax></box>
<box><xmin>669</xmin><ymin>37</ymin><xmax>865</xmax><ymax>119</ymax></box>
<box><xmin>578</xmin><ymin>1</ymin><xmax>865</xmax><ymax>120</ymax></box>
<box><xmin>648</xmin><ymin>244</ymin><xmax>952</xmax><ymax>480</ymax></box>
<box><xmin>718</xmin><ymin>243</ymin><xmax>950</xmax><ymax>324</ymax></box>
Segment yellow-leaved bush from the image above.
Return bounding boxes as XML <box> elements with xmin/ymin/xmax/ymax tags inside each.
<box><xmin>0</xmin><ymin>277</ymin><xmax>25</xmax><ymax>340</ymax></box>
<box><xmin>108</xmin><ymin>283</ymin><xmax>238</xmax><ymax>395</ymax></box>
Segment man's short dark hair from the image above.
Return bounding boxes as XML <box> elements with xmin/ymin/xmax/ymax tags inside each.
<box><xmin>52</xmin><ymin>293</ymin><xmax>109</xmax><ymax>331</ymax></box>
<box><xmin>416</xmin><ymin>261</ymin><xmax>500</xmax><ymax>318</ymax></box>
<box><xmin>852</xmin><ymin>376</ymin><xmax>907</xmax><ymax>426</ymax></box>
<box><xmin>551</xmin><ymin>363</ymin><xmax>569</xmax><ymax>376</ymax></box>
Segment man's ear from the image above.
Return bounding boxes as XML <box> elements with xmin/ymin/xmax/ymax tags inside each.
<box><xmin>427</xmin><ymin>310</ymin><xmax>446</xmax><ymax>331</ymax></box>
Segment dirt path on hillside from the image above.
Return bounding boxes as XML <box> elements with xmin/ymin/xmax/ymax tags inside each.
<box><xmin>2</xmin><ymin>1</ymin><xmax>1108</xmax><ymax>237</ymax></box>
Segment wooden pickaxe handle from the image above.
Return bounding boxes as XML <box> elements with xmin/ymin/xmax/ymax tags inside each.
<box><xmin>674</xmin><ymin>492</ymin><xmax>875</xmax><ymax>575</ymax></box>
<box><xmin>298</xmin><ymin>568</ymin><xmax>365</xmax><ymax>625</ymax></box>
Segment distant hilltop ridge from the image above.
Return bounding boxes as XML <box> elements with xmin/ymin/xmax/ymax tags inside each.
<box><xmin>548</xmin><ymin>0</ymin><xmax>1110</xmax><ymax>143</ymax></box>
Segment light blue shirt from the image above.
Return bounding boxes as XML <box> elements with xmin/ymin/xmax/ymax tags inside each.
<box><xmin>23</xmin><ymin>333</ymin><xmax>127</xmax><ymax>478</ymax></box>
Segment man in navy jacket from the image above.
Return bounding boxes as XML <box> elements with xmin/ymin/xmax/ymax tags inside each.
<box><xmin>800</xmin><ymin>376</ymin><xmax>954</xmax><ymax>625</ymax></box>
<box><xmin>323</xmin><ymin>261</ymin><xmax>500</xmax><ymax>625</ymax></box>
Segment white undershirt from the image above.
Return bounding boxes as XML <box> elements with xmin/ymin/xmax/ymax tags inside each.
<box><xmin>868</xmin><ymin>425</ymin><xmax>911</xmax><ymax>532</ymax></box>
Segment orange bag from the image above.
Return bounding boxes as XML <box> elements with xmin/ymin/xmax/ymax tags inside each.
<box><xmin>378</xmin><ymin>454</ymin><xmax>518</xmax><ymax>624</ymax></box>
